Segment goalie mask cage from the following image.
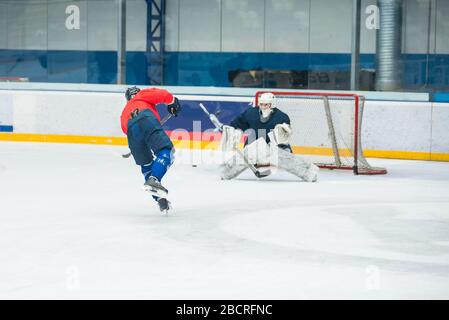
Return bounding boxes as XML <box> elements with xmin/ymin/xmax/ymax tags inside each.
<box><xmin>255</xmin><ymin>91</ymin><xmax>387</xmax><ymax>175</ymax></box>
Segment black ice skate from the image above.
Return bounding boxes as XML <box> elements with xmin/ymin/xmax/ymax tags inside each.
<box><xmin>143</xmin><ymin>176</ymin><xmax>168</xmax><ymax>197</ymax></box>
<box><xmin>157</xmin><ymin>198</ymin><xmax>171</xmax><ymax>214</ymax></box>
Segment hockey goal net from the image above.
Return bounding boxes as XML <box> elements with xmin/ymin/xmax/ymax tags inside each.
<box><xmin>255</xmin><ymin>91</ymin><xmax>387</xmax><ymax>175</ymax></box>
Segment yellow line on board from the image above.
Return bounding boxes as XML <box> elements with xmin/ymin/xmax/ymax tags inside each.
<box><xmin>291</xmin><ymin>146</ymin><xmax>353</xmax><ymax>157</ymax></box>
<box><xmin>363</xmin><ymin>149</ymin><xmax>432</xmax><ymax>161</ymax></box>
<box><xmin>0</xmin><ymin>133</ymin><xmax>128</xmax><ymax>145</ymax></box>
<box><xmin>0</xmin><ymin>132</ymin><xmax>222</xmax><ymax>150</ymax></box>
<box><xmin>1</xmin><ymin>132</ymin><xmax>449</xmax><ymax>162</ymax></box>
<box><xmin>430</xmin><ymin>153</ymin><xmax>449</xmax><ymax>162</ymax></box>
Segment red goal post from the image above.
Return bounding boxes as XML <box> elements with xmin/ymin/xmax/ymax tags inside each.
<box><xmin>255</xmin><ymin>91</ymin><xmax>387</xmax><ymax>175</ymax></box>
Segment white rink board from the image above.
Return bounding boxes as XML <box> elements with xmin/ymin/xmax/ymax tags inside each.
<box><xmin>11</xmin><ymin>91</ymin><xmax>124</xmax><ymax>136</ymax></box>
<box><xmin>0</xmin><ymin>88</ymin><xmax>448</xmax><ymax>157</ymax></box>
<box><xmin>362</xmin><ymin>101</ymin><xmax>432</xmax><ymax>153</ymax></box>
<box><xmin>431</xmin><ymin>103</ymin><xmax>449</xmax><ymax>154</ymax></box>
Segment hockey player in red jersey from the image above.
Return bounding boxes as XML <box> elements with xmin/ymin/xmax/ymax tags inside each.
<box><xmin>121</xmin><ymin>86</ymin><xmax>181</xmax><ymax>213</ymax></box>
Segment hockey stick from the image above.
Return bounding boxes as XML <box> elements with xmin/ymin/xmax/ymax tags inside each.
<box><xmin>198</xmin><ymin>103</ymin><xmax>271</xmax><ymax>178</ymax></box>
<box><xmin>122</xmin><ymin>113</ymin><xmax>174</xmax><ymax>158</ymax></box>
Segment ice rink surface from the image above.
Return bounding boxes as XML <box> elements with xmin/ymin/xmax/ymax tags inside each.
<box><xmin>1</xmin><ymin>141</ymin><xmax>449</xmax><ymax>299</ymax></box>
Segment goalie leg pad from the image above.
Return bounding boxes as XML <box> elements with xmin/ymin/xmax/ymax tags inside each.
<box><xmin>220</xmin><ymin>125</ymin><xmax>242</xmax><ymax>152</ymax></box>
<box><xmin>220</xmin><ymin>153</ymin><xmax>248</xmax><ymax>180</ymax></box>
<box><xmin>221</xmin><ymin>164</ymin><xmax>247</xmax><ymax>180</ymax></box>
<box><xmin>275</xmin><ymin>147</ymin><xmax>319</xmax><ymax>182</ymax></box>
<box><xmin>244</xmin><ymin>137</ymin><xmax>271</xmax><ymax>166</ymax></box>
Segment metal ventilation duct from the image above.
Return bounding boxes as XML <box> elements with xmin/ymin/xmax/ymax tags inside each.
<box><xmin>375</xmin><ymin>0</ymin><xmax>403</xmax><ymax>91</ymax></box>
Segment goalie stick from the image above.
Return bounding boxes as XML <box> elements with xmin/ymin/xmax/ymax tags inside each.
<box><xmin>122</xmin><ymin>113</ymin><xmax>174</xmax><ymax>158</ymax></box>
<box><xmin>198</xmin><ymin>103</ymin><xmax>271</xmax><ymax>179</ymax></box>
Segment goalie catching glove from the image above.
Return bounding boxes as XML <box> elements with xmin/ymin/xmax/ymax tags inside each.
<box><xmin>220</xmin><ymin>125</ymin><xmax>242</xmax><ymax>152</ymax></box>
<box><xmin>268</xmin><ymin>123</ymin><xmax>292</xmax><ymax>147</ymax></box>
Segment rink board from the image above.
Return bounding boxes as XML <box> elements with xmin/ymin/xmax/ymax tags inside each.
<box><xmin>0</xmin><ymin>89</ymin><xmax>448</xmax><ymax>162</ymax></box>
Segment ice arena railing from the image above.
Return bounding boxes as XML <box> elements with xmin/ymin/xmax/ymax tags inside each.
<box><xmin>0</xmin><ymin>82</ymin><xmax>431</xmax><ymax>101</ymax></box>
<box><xmin>0</xmin><ymin>83</ymin><xmax>448</xmax><ymax>162</ymax></box>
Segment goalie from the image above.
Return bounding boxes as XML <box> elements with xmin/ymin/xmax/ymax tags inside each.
<box><xmin>220</xmin><ymin>92</ymin><xmax>319</xmax><ymax>182</ymax></box>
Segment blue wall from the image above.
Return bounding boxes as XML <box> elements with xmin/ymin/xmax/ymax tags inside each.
<box><xmin>0</xmin><ymin>125</ymin><xmax>13</xmax><ymax>132</ymax></box>
<box><xmin>1</xmin><ymin>49</ymin><xmax>449</xmax><ymax>90</ymax></box>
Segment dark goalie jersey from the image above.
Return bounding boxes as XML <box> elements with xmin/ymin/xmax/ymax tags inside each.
<box><xmin>230</xmin><ymin>107</ymin><xmax>291</xmax><ymax>146</ymax></box>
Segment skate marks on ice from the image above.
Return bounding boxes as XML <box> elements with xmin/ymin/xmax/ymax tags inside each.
<box><xmin>137</xmin><ymin>160</ymin><xmax>449</xmax><ymax>280</ymax></box>
<box><xmin>1</xmin><ymin>143</ymin><xmax>449</xmax><ymax>298</ymax></box>
<box><xmin>222</xmin><ymin>202</ymin><xmax>449</xmax><ymax>272</ymax></box>
<box><xmin>139</xmin><ymin>190</ymin><xmax>449</xmax><ymax>280</ymax></box>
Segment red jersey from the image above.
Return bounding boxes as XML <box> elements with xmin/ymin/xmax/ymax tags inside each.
<box><xmin>120</xmin><ymin>88</ymin><xmax>175</xmax><ymax>134</ymax></box>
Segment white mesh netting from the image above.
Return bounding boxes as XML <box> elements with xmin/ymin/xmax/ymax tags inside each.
<box><xmin>256</xmin><ymin>91</ymin><xmax>387</xmax><ymax>175</ymax></box>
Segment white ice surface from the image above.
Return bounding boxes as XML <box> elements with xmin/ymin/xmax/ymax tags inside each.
<box><xmin>1</xmin><ymin>141</ymin><xmax>449</xmax><ymax>299</ymax></box>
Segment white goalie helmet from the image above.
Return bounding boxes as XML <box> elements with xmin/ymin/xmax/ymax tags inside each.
<box><xmin>258</xmin><ymin>92</ymin><xmax>275</xmax><ymax>120</ymax></box>
<box><xmin>258</xmin><ymin>92</ymin><xmax>275</xmax><ymax>108</ymax></box>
